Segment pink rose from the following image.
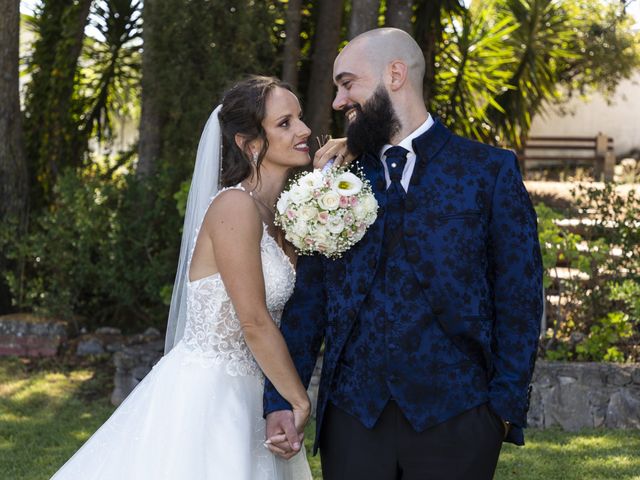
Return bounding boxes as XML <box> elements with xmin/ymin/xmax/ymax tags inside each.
<box><xmin>317</xmin><ymin>212</ymin><xmax>329</xmax><ymax>224</ymax></box>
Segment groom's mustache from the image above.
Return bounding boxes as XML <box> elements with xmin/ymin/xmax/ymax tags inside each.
<box><xmin>343</xmin><ymin>104</ymin><xmax>362</xmax><ymax>123</ymax></box>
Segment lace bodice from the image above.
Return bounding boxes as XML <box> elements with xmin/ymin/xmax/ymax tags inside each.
<box><xmin>180</xmin><ymin>186</ymin><xmax>296</xmax><ymax>376</ymax></box>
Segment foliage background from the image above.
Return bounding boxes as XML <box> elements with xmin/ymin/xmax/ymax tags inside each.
<box><xmin>1</xmin><ymin>0</ymin><xmax>639</xmax><ymax>357</ymax></box>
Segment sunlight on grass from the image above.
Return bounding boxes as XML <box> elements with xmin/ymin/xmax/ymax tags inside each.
<box><xmin>0</xmin><ymin>377</ymin><xmax>29</xmax><ymax>397</ymax></box>
<box><xmin>70</xmin><ymin>430</ymin><xmax>93</xmax><ymax>441</ymax></box>
<box><xmin>2</xmin><ymin>357</ymin><xmax>640</xmax><ymax>480</ymax></box>
<box><xmin>0</xmin><ymin>358</ymin><xmax>116</xmax><ymax>480</ymax></box>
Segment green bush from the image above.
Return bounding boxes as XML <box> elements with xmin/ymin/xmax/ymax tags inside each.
<box><xmin>575</xmin><ymin>312</ymin><xmax>634</xmax><ymax>362</ymax></box>
<box><xmin>537</xmin><ymin>183</ymin><xmax>640</xmax><ymax>362</ymax></box>
<box><xmin>0</xmin><ymin>169</ymin><xmax>181</xmax><ymax>333</ymax></box>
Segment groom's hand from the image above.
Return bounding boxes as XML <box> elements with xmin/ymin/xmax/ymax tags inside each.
<box><xmin>313</xmin><ymin>138</ymin><xmax>355</xmax><ymax>170</ymax></box>
<box><xmin>265</xmin><ymin>410</ymin><xmax>303</xmax><ymax>459</ymax></box>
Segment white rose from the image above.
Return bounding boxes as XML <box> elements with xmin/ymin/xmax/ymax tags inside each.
<box><xmin>292</xmin><ymin>219</ymin><xmax>309</xmax><ymax>237</ymax></box>
<box><xmin>333</xmin><ymin>172</ymin><xmax>363</xmax><ymax>196</ymax></box>
<box><xmin>352</xmin><ymin>203</ymin><xmax>367</xmax><ymax>220</ymax></box>
<box><xmin>300</xmin><ymin>170</ymin><xmax>324</xmax><ymax>189</ymax></box>
<box><xmin>289</xmin><ymin>184</ymin><xmax>312</xmax><ymax>204</ymax></box>
<box><xmin>317</xmin><ymin>191</ymin><xmax>340</xmax><ymax>211</ymax></box>
<box><xmin>327</xmin><ymin>215</ymin><xmax>345</xmax><ymax>234</ymax></box>
<box><xmin>361</xmin><ymin>194</ymin><xmax>378</xmax><ymax>213</ymax></box>
<box><xmin>287</xmin><ymin>233</ymin><xmax>304</xmax><ymax>249</ymax></box>
<box><xmin>276</xmin><ymin>191</ymin><xmax>291</xmax><ymax>215</ymax></box>
<box><xmin>299</xmin><ymin>204</ymin><xmax>319</xmax><ymax>221</ymax></box>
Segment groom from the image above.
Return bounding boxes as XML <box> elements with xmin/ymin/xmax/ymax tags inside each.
<box><xmin>265</xmin><ymin>28</ymin><xmax>543</xmax><ymax>479</ymax></box>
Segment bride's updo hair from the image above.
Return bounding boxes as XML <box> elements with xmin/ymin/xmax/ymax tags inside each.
<box><xmin>218</xmin><ymin>76</ymin><xmax>293</xmax><ymax>188</ymax></box>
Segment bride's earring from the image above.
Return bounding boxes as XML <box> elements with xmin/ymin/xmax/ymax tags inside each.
<box><xmin>252</xmin><ymin>151</ymin><xmax>258</xmax><ymax>164</ymax></box>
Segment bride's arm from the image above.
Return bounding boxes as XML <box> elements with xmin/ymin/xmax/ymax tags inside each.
<box><xmin>205</xmin><ymin>190</ymin><xmax>310</xmax><ymax>432</ymax></box>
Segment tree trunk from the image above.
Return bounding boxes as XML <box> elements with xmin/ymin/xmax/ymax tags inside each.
<box><xmin>349</xmin><ymin>0</ymin><xmax>380</xmax><ymax>39</ymax></box>
<box><xmin>414</xmin><ymin>0</ymin><xmax>440</xmax><ymax>107</ymax></box>
<box><xmin>305</xmin><ymin>0</ymin><xmax>345</xmax><ymax>142</ymax></box>
<box><xmin>23</xmin><ymin>0</ymin><xmax>92</xmax><ymax>203</ymax></box>
<box><xmin>282</xmin><ymin>0</ymin><xmax>302</xmax><ymax>90</ymax></box>
<box><xmin>385</xmin><ymin>0</ymin><xmax>414</xmax><ymax>32</ymax></box>
<box><xmin>0</xmin><ymin>0</ymin><xmax>28</xmax><ymax>313</ymax></box>
<box><xmin>421</xmin><ymin>29</ymin><xmax>437</xmax><ymax>107</ymax></box>
<box><xmin>0</xmin><ymin>0</ymin><xmax>28</xmax><ymax>222</ymax></box>
<box><xmin>137</xmin><ymin>0</ymin><xmax>162</xmax><ymax>178</ymax></box>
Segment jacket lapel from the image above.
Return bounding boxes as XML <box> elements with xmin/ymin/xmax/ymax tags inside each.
<box><xmin>338</xmin><ymin>153</ymin><xmax>387</xmax><ymax>321</ymax></box>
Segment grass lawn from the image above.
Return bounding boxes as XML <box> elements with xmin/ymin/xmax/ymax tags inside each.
<box><xmin>2</xmin><ymin>356</ymin><xmax>640</xmax><ymax>480</ymax></box>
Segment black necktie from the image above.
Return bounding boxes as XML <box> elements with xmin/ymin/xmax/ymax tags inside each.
<box><xmin>384</xmin><ymin>146</ymin><xmax>409</xmax><ymax>198</ymax></box>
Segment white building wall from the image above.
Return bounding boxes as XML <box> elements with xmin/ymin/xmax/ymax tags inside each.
<box><xmin>530</xmin><ymin>73</ymin><xmax>640</xmax><ymax>156</ymax></box>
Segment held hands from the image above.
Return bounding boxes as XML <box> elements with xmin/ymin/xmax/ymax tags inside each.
<box><xmin>313</xmin><ymin>137</ymin><xmax>356</xmax><ymax>171</ymax></box>
<box><xmin>265</xmin><ymin>403</ymin><xmax>310</xmax><ymax>459</ymax></box>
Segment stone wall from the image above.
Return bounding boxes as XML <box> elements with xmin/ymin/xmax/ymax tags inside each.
<box><xmin>110</xmin><ymin>339</ymin><xmax>164</xmax><ymax>405</ymax></box>
<box><xmin>528</xmin><ymin>361</ymin><xmax>640</xmax><ymax>430</ymax></box>
<box><xmin>0</xmin><ymin>314</ymin><xmax>67</xmax><ymax>356</ymax></box>
<box><xmin>108</xmin><ymin>351</ymin><xmax>640</xmax><ymax>430</ymax></box>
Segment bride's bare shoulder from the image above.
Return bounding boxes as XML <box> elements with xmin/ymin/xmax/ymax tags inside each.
<box><xmin>203</xmin><ymin>188</ymin><xmax>261</xmax><ymax>238</ymax></box>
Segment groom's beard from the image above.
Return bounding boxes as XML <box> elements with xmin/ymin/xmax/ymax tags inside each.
<box><xmin>345</xmin><ymin>86</ymin><xmax>401</xmax><ymax>157</ymax></box>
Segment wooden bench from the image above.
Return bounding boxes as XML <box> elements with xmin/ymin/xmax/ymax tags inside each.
<box><xmin>518</xmin><ymin>134</ymin><xmax>615</xmax><ymax>181</ymax></box>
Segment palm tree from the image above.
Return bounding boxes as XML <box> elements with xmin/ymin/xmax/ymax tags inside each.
<box><xmin>484</xmin><ymin>0</ymin><xmax>577</xmax><ymax>147</ymax></box>
<box><xmin>433</xmin><ymin>6</ymin><xmax>518</xmax><ymax>140</ymax></box>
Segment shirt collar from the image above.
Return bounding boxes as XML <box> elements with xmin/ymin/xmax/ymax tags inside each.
<box><xmin>379</xmin><ymin>114</ymin><xmax>434</xmax><ymax>159</ymax></box>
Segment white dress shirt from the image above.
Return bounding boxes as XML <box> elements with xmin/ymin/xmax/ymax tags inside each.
<box><xmin>380</xmin><ymin>114</ymin><xmax>434</xmax><ymax>193</ymax></box>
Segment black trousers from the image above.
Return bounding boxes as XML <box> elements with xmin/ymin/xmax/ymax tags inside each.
<box><xmin>320</xmin><ymin>401</ymin><xmax>504</xmax><ymax>480</ymax></box>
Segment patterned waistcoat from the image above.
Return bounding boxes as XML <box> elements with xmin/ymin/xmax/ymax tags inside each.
<box><xmin>330</xmin><ymin>147</ymin><xmax>489</xmax><ymax>430</ymax></box>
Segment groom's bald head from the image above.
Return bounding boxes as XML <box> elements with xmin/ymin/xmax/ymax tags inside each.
<box><xmin>335</xmin><ymin>28</ymin><xmax>425</xmax><ymax>94</ymax></box>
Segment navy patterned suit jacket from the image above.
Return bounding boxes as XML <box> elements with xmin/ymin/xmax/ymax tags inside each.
<box><xmin>264</xmin><ymin>119</ymin><xmax>543</xmax><ymax>452</ymax></box>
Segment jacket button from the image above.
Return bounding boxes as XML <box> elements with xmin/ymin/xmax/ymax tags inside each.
<box><xmin>346</xmin><ymin>308</ymin><xmax>356</xmax><ymax>318</ymax></box>
<box><xmin>375</xmin><ymin>179</ymin><xmax>386</xmax><ymax>191</ymax></box>
<box><xmin>368</xmin><ymin>258</ymin><xmax>377</xmax><ymax>269</ymax></box>
<box><xmin>405</xmin><ymin>226</ymin><xmax>416</xmax><ymax>236</ymax></box>
<box><xmin>433</xmin><ymin>305</ymin><xmax>445</xmax><ymax>315</ymax></box>
<box><xmin>357</xmin><ymin>283</ymin><xmax>368</xmax><ymax>295</ymax></box>
<box><xmin>410</xmin><ymin>175</ymin><xmax>420</xmax><ymax>186</ymax></box>
<box><xmin>420</xmin><ymin>278</ymin><xmax>431</xmax><ymax>288</ymax></box>
<box><xmin>407</xmin><ymin>252</ymin><xmax>419</xmax><ymax>263</ymax></box>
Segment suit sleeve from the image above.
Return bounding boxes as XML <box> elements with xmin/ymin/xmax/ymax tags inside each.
<box><xmin>487</xmin><ymin>152</ymin><xmax>543</xmax><ymax>445</ymax></box>
<box><xmin>263</xmin><ymin>253</ymin><xmax>327</xmax><ymax>416</ymax></box>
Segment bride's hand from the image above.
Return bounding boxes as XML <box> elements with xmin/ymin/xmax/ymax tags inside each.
<box><xmin>265</xmin><ymin>406</ymin><xmax>308</xmax><ymax>459</ymax></box>
<box><xmin>313</xmin><ymin>137</ymin><xmax>355</xmax><ymax>170</ymax></box>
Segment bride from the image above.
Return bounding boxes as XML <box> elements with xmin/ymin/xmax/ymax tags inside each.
<box><xmin>50</xmin><ymin>76</ymin><xmax>347</xmax><ymax>479</ymax></box>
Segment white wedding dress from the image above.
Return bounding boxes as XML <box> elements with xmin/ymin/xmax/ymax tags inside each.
<box><xmin>51</xmin><ymin>187</ymin><xmax>312</xmax><ymax>480</ymax></box>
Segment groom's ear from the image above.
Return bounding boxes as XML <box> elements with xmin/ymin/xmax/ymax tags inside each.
<box><xmin>388</xmin><ymin>60</ymin><xmax>408</xmax><ymax>92</ymax></box>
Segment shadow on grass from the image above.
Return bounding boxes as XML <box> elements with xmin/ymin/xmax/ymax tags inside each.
<box><xmin>0</xmin><ymin>356</ymin><xmax>116</xmax><ymax>480</ymax></box>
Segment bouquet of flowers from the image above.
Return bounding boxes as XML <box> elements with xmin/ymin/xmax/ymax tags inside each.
<box><xmin>275</xmin><ymin>167</ymin><xmax>378</xmax><ymax>259</ymax></box>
